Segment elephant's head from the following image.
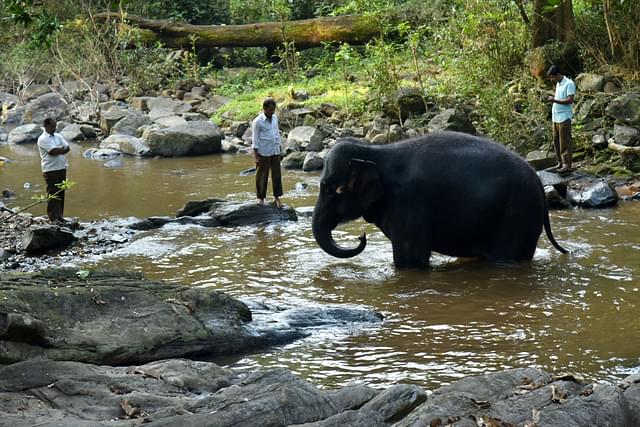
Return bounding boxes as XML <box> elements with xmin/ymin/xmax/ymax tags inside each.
<box><xmin>312</xmin><ymin>142</ymin><xmax>384</xmax><ymax>258</ymax></box>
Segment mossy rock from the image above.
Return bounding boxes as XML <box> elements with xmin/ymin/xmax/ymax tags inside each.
<box><xmin>526</xmin><ymin>41</ymin><xmax>581</xmax><ymax>81</ymax></box>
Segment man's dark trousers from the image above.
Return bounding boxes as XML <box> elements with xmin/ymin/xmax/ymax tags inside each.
<box><xmin>255</xmin><ymin>154</ymin><xmax>283</xmax><ymax>200</ymax></box>
<box><xmin>43</xmin><ymin>168</ymin><xmax>66</xmax><ymax>222</ymax></box>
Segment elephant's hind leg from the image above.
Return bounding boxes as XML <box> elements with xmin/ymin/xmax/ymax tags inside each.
<box><xmin>486</xmin><ymin>223</ymin><xmax>540</xmax><ymax>261</ymax></box>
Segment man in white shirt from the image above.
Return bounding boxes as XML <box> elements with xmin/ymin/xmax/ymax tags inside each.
<box><xmin>252</xmin><ymin>98</ymin><xmax>283</xmax><ymax>207</ymax></box>
<box><xmin>37</xmin><ymin>117</ymin><xmax>70</xmax><ymax>223</ymax></box>
<box><xmin>546</xmin><ymin>64</ymin><xmax>576</xmax><ymax>173</ymax></box>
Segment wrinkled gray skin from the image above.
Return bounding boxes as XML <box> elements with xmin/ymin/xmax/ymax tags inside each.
<box><xmin>312</xmin><ymin>131</ymin><xmax>567</xmax><ymax>268</ymax></box>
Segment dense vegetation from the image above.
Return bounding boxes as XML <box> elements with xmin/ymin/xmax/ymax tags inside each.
<box><xmin>1</xmin><ymin>1</ymin><xmax>638</xmax><ymax>167</ymax></box>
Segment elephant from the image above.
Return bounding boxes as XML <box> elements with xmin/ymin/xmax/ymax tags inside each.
<box><xmin>312</xmin><ymin>131</ymin><xmax>568</xmax><ymax>268</ymax></box>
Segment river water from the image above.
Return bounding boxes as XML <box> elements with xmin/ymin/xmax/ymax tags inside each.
<box><xmin>1</xmin><ymin>141</ymin><xmax>639</xmax><ymax>390</ymax></box>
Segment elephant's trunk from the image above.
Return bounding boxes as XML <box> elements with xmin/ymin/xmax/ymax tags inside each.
<box><xmin>312</xmin><ymin>211</ymin><xmax>366</xmax><ymax>258</ymax></box>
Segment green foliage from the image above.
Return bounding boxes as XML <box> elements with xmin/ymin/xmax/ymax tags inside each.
<box><xmin>574</xmin><ymin>0</ymin><xmax>640</xmax><ymax>74</ymax></box>
<box><xmin>228</xmin><ymin>0</ymin><xmax>317</xmax><ymax>23</ymax></box>
<box><xmin>0</xmin><ymin>41</ymin><xmax>50</xmax><ymax>92</ymax></box>
<box><xmin>124</xmin><ymin>0</ymin><xmax>230</xmax><ymax>24</ymax></box>
<box><xmin>334</xmin><ymin>43</ymin><xmax>358</xmax><ymax>116</ymax></box>
<box><xmin>363</xmin><ymin>37</ymin><xmax>401</xmax><ymax>114</ymax></box>
<box><xmin>331</xmin><ymin>0</ymin><xmax>395</xmax><ymax>15</ymax></box>
<box><xmin>213</xmin><ymin>73</ymin><xmax>366</xmax><ymax>122</ymax></box>
<box><xmin>2</xmin><ymin>0</ymin><xmax>62</xmax><ymax>47</ymax></box>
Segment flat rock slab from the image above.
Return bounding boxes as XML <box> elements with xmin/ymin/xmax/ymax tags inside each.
<box><xmin>0</xmin><ymin>361</ymin><xmax>638</xmax><ymax>427</ymax></box>
<box><xmin>395</xmin><ymin>368</ymin><xmax>640</xmax><ymax>427</ymax></box>
<box><xmin>130</xmin><ymin>200</ymin><xmax>298</xmax><ymax>230</ymax></box>
<box><xmin>0</xmin><ymin>270</ymin><xmax>306</xmax><ymax>365</ymax></box>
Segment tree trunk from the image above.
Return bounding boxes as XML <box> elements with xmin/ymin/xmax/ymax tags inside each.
<box><xmin>94</xmin><ymin>12</ymin><xmax>380</xmax><ymax>50</ymax></box>
<box><xmin>602</xmin><ymin>0</ymin><xmax>622</xmax><ymax>60</ymax></box>
<box><xmin>532</xmin><ymin>0</ymin><xmax>575</xmax><ymax>47</ymax></box>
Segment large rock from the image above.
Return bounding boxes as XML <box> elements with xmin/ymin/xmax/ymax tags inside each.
<box><xmin>129</xmin><ymin>96</ymin><xmax>153</xmax><ymax>111</ymax></box>
<box><xmin>287</xmin><ymin>126</ymin><xmax>324</xmax><ymax>152</ymax></box>
<box><xmin>303</xmin><ymin>152</ymin><xmax>325</xmax><ymax>171</ymax></box>
<box><xmin>282</xmin><ymin>151</ymin><xmax>307</xmax><ymax>170</ymax></box>
<box><xmin>0</xmin><ymin>270</ymin><xmax>306</xmax><ymax>365</ymax></box>
<box><xmin>82</xmin><ymin>148</ymin><xmax>122</xmax><ymax>160</ymax></box>
<box><xmin>196</xmin><ymin>95</ymin><xmax>231</xmax><ymax>116</ymax></box>
<box><xmin>0</xmin><ymin>360</ymin><xmax>638</xmax><ymax>427</ymax></box>
<box><xmin>100</xmin><ymin>134</ymin><xmax>152</xmax><ymax>157</ymax></box>
<box><xmin>0</xmin><ymin>91</ymin><xmax>19</xmax><ymax>106</ymax></box>
<box><xmin>111</xmin><ymin>110</ymin><xmax>153</xmax><ymax>136</ymax></box>
<box><xmin>60</xmin><ymin>123</ymin><xmax>86</xmax><ymax>142</ymax></box>
<box><xmin>21</xmin><ymin>225</ymin><xmax>76</xmax><ymax>254</ymax></box>
<box><xmin>574</xmin><ymin>97</ymin><xmax>608</xmax><ymax>124</ymax></box>
<box><xmin>606</xmin><ymin>93</ymin><xmax>640</xmax><ymax>126</ymax></box>
<box><xmin>147</xmin><ymin>97</ymin><xmax>192</xmax><ymax>120</ymax></box>
<box><xmin>526</xmin><ymin>150</ymin><xmax>557</xmax><ymax>170</ymax></box>
<box><xmin>21</xmin><ymin>93</ymin><xmax>70</xmax><ymax>124</ymax></box>
<box><xmin>7</xmin><ymin>124</ymin><xmax>41</xmax><ymax>144</ymax></box>
<box><xmin>575</xmin><ymin>73</ymin><xmax>605</xmax><ymax>92</ymax></box>
<box><xmin>153</xmin><ymin>115</ymin><xmax>188</xmax><ymax>128</ymax></box>
<box><xmin>19</xmin><ymin>84</ymin><xmax>50</xmax><ymax>102</ymax></box>
<box><xmin>428</xmin><ymin>108</ymin><xmax>476</xmax><ymax>134</ymax></box>
<box><xmin>387</xmin><ymin>124</ymin><xmax>405</xmax><ymax>143</ymax></box>
<box><xmin>612</xmin><ymin>124</ymin><xmax>640</xmax><ymax>146</ymax></box>
<box><xmin>0</xmin><ymin>360</ymin><xmax>378</xmax><ymax>427</ymax></box>
<box><xmin>210</xmin><ymin>201</ymin><xmax>297</xmax><ymax>226</ymax></box>
<box><xmin>567</xmin><ymin>181</ymin><xmax>618</xmax><ymax>208</ymax></box>
<box><xmin>176</xmin><ymin>197</ymin><xmax>226</xmax><ymax>217</ymax></box>
<box><xmin>143</xmin><ymin>121</ymin><xmax>223</xmax><ymax>157</ymax></box>
<box><xmin>2</xmin><ymin>107</ymin><xmax>24</xmax><ymax>125</ymax></box>
<box><xmin>230</xmin><ymin>120</ymin><xmax>250</xmax><ymax>138</ymax></box>
<box><xmin>382</xmin><ymin>87</ymin><xmax>426</xmax><ymax>120</ymax></box>
<box><xmin>130</xmin><ymin>200</ymin><xmax>297</xmax><ymax>230</ymax></box>
<box><xmin>545</xmin><ymin>185</ymin><xmax>571</xmax><ymax>209</ymax></box>
<box><xmin>396</xmin><ymin>367</ymin><xmax>640</xmax><ymax>427</ymax></box>
<box><xmin>365</xmin><ymin>117</ymin><xmax>388</xmax><ymax>144</ymax></box>
<box><xmin>100</xmin><ymin>105</ymin><xmax>129</xmax><ymax>134</ymax></box>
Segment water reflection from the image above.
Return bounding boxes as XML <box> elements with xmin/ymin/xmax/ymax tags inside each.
<box><xmin>2</xmin><ymin>143</ymin><xmax>639</xmax><ymax>389</ymax></box>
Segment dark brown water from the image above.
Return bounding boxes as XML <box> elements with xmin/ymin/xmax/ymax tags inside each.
<box><xmin>2</xmin><ymin>141</ymin><xmax>639</xmax><ymax>389</ymax></box>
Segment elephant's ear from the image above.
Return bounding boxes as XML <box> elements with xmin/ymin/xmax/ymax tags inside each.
<box><xmin>349</xmin><ymin>158</ymin><xmax>384</xmax><ymax>210</ymax></box>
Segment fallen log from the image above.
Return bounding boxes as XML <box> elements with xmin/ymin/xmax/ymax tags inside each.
<box><xmin>608</xmin><ymin>140</ymin><xmax>640</xmax><ymax>154</ymax></box>
<box><xmin>94</xmin><ymin>12</ymin><xmax>381</xmax><ymax>50</ymax></box>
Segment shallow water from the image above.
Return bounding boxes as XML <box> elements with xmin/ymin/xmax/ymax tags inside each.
<box><xmin>1</xmin><ymin>141</ymin><xmax>639</xmax><ymax>389</ymax></box>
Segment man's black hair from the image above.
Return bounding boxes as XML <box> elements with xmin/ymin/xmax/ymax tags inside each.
<box><xmin>263</xmin><ymin>98</ymin><xmax>276</xmax><ymax>109</ymax></box>
<box><xmin>547</xmin><ymin>64</ymin><xmax>561</xmax><ymax>77</ymax></box>
<box><xmin>43</xmin><ymin>117</ymin><xmax>56</xmax><ymax>127</ymax></box>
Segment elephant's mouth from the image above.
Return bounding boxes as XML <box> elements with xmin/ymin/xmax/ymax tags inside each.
<box><xmin>312</xmin><ymin>215</ymin><xmax>367</xmax><ymax>259</ymax></box>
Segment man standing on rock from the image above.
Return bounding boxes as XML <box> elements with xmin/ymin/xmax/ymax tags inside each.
<box><xmin>37</xmin><ymin>117</ymin><xmax>70</xmax><ymax>224</ymax></box>
<box><xmin>252</xmin><ymin>98</ymin><xmax>283</xmax><ymax>207</ymax></box>
<box><xmin>546</xmin><ymin>64</ymin><xmax>576</xmax><ymax>173</ymax></box>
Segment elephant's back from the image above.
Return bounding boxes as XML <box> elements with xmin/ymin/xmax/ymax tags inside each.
<box><xmin>388</xmin><ymin>131</ymin><xmax>523</xmax><ymax>164</ymax></box>
<box><xmin>380</xmin><ymin>131</ymin><xmax>533</xmax><ymax>181</ymax></box>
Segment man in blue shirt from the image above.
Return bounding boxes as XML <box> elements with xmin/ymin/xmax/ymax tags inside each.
<box><xmin>546</xmin><ymin>65</ymin><xmax>576</xmax><ymax>173</ymax></box>
<box><xmin>252</xmin><ymin>98</ymin><xmax>283</xmax><ymax>207</ymax></box>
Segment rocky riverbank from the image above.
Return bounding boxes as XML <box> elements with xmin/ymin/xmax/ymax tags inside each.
<box><xmin>2</xmin><ymin>358</ymin><xmax>638</xmax><ymax>427</ymax></box>
<box><xmin>1</xmin><ymin>269</ymin><xmax>639</xmax><ymax>427</ymax></box>
<box><xmin>0</xmin><ymin>198</ymin><xmax>301</xmax><ymax>271</ymax></box>
<box><xmin>2</xmin><ymin>73</ymin><xmax>639</xmax><ymax>177</ymax></box>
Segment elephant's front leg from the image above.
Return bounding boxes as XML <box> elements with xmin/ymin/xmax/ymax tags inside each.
<box><xmin>391</xmin><ymin>237</ymin><xmax>431</xmax><ymax>268</ymax></box>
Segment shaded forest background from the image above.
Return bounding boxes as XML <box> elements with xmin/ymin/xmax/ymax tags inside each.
<box><xmin>0</xmin><ymin>0</ymin><xmax>638</xmax><ymax>157</ymax></box>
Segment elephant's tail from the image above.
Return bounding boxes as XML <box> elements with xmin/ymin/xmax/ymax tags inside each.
<box><xmin>543</xmin><ymin>202</ymin><xmax>569</xmax><ymax>254</ymax></box>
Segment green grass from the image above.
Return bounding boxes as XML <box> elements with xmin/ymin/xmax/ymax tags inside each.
<box><xmin>211</xmin><ymin>73</ymin><xmax>369</xmax><ymax>122</ymax></box>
